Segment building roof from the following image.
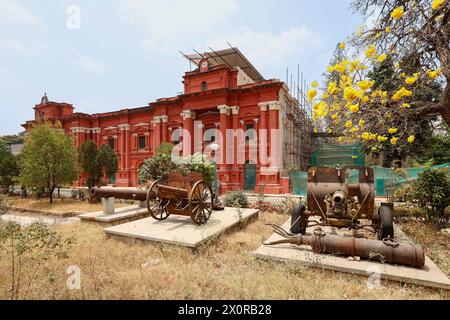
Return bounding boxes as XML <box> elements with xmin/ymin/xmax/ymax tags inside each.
<box><xmin>184</xmin><ymin>47</ymin><xmax>265</xmax><ymax>82</ymax></box>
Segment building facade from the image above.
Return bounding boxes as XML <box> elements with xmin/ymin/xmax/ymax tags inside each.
<box><xmin>22</xmin><ymin>48</ymin><xmax>313</xmax><ymax>194</ymax></box>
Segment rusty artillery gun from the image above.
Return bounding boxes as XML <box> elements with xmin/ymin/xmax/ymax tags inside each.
<box><xmin>91</xmin><ymin>171</ymin><xmax>217</xmax><ymax>225</ymax></box>
<box><xmin>264</xmin><ymin>166</ymin><xmax>426</xmax><ymax>269</ymax></box>
<box><xmin>291</xmin><ymin>166</ymin><xmax>394</xmax><ymax>240</ymax></box>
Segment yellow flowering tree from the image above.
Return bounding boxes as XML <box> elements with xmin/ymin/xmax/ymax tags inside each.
<box><xmin>310</xmin><ymin>0</ymin><xmax>449</xmax><ymax>164</ymax></box>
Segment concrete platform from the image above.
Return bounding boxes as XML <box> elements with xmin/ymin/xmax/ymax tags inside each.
<box><xmin>104</xmin><ymin>207</ymin><xmax>259</xmax><ymax>248</ymax></box>
<box><xmin>255</xmin><ymin>219</ymin><xmax>450</xmax><ymax>290</ymax></box>
<box><xmin>79</xmin><ymin>205</ymin><xmax>149</xmax><ymax>225</ymax></box>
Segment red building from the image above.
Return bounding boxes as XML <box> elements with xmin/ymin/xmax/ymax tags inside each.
<box><xmin>22</xmin><ymin>48</ymin><xmax>313</xmax><ymax>194</ymax></box>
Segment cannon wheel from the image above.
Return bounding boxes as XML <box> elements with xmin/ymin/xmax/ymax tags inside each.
<box><xmin>189</xmin><ymin>180</ymin><xmax>213</xmax><ymax>225</ymax></box>
<box><xmin>147</xmin><ymin>180</ymin><xmax>170</xmax><ymax>221</ymax></box>
<box><xmin>378</xmin><ymin>204</ymin><xmax>394</xmax><ymax>240</ymax></box>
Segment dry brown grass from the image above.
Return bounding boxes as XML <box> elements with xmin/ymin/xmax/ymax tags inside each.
<box><xmin>8</xmin><ymin>197</ymin><xmax>129</xmax><ymax>214</ymax></box>
<box><xmin>0</xmin><ymin>212</ymin><xmax>449</xmax><ymax>300</ymax></box>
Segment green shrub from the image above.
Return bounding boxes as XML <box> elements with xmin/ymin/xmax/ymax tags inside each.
<box><xmin>224</xmin><ymin>190</ymin><xmax>248</xmax><ymax>208</ymax></box>
<box><xmin>408</xmin><ymin>169</ymin><xmax>450</xmax><ymax>220</ymax></box>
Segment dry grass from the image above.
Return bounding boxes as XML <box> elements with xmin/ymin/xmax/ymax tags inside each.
<box><xmin>399</xmin><ymin>222</ymin><xmax>450</xmax><ymax>278</ymax></box>
<box><xmin>0</xmin><ymin>212</ymin><xmax>449</xmax><ymax>300</ymax></box>
<box><xmin>8</xmin><ymin>197</ymin><xmax>129</xmax><ymax>214</ymax></box>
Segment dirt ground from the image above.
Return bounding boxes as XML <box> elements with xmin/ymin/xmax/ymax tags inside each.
<box><xmin>0</xmin><ymin>211</ymin><xmax>449</xmax><ymax>300</ymax></box>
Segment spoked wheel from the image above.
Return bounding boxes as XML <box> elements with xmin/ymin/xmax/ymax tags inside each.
<box><xmin>147</xmin><ymin>180</ymin><xmax>170</xmax><ymax>221</ymax></box>
<box><xmin>189</xmin><ymin>180</ymin><xmax>213</xmax><ymax>225</ymax></box>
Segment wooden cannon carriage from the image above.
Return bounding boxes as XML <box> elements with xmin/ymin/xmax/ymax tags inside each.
<box><xmin>146</xmin><ymin>171</ymin><xmax>214</xmax><ymax>225</ymax></box>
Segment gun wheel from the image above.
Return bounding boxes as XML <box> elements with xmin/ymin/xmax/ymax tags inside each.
<box><xmin>189</xmin><ymin>181</ymin><xmax>213</xmax><ymax>225</ymax></box>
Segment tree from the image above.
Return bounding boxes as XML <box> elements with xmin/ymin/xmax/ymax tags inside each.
<box><xmin>352</xmin><ymin>0</ymin><xmax>450</xmax><ymax>125</ymax></box>
<box><xmin>0</xmin><ymin>152</ymin><xmax>19</xmax><ymax>194</ymax></box>
<box><xmin>308</xmin><ymin>1</ymin><xmax>448</xmax><ymax>160</ymax></box>
<box><xmin>18</xmin><ymin>123</ymin><xmax>78</xmax><ymax>203</ymax></box>
<box><xmin>79</xmin><ymin>140</ymin><xmax>118</xmax><ymax>188</ymax></box>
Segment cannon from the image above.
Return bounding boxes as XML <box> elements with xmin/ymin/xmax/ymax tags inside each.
<box><xmin>264</xmin><ymin>224</ymin><xmax>425</xmax><ymax>269</ymax></box>
<box><xmin>90</xmin><ymin>171</ymin><xmax>217</xmax><ymax>225</ymax></box>
<box><xmin>291</xmin><ymin>166</ymin><xmax>394</xmax><ymax>241</ymax></box>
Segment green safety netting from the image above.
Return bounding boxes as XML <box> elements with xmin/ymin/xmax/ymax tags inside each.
<box><xmin>311</xmin><ymin>143</ymin><xmax>366</xmax><ymax>168</ymax></box>
<box><xmin>290</xmin><ymin>162</ymin><xmax>450</xmax><ymax>197</ymax></box>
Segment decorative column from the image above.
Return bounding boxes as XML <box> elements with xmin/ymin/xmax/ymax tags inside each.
<box><xmin>161</xmin><ymin>115</ymin><xmax>169</xmax><ymax>143</ymax></box>
<box><xmin>230</xmin><ymin>106</ymin><xmax>240</xmax><ymax>167</ymax></box>
<box><xmin>153</xmin><ymin>116</ymin><xmax>162</xmax><ymax>149</ymax></box>
<box><xmin>218</xmin><ymin>105</ymin><xmax>230</xmax><ymax>166</ymax></box>
<box><xmin>124</xmin><ymin>125</ymin><xmax>130</xmax><ymax>171</ymax></box>
<box><xmin>268</xmin><ymin>101</ymin><xmax>281</xmax><ymax>161</ymax></box>
<box><xmin>181</xmin><ymin>110</ymin><xmax>195</xmax><ymax>156</ymax></box>
<box><xmin>195</xmin><ymin>123</ymin><xmax>204</xmax><ymax>154</ymax></box>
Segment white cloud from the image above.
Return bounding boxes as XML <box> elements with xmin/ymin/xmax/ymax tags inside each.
<box><xmin>0</xmin><ymin>0</ymin><xmax>44</xmax><ymax>27</ymax></box>
<box><xmin>207</xmin><ymin>26</ymin><xmax>323</xmax><ymax>68</ymax></box>
<box><xmin>0</xmin><ymin>39</ymin><xmax>47</xmax><ymax>56</ymax></box>
<box><xmin>119</xmin><ymin>0</ymin><xmax>238</xmax><ymax>40</ymax></box>
<box><xmin>67</xmin><ymin>53</ymin><xmax>108</xmax><ymax>74</ymax></box>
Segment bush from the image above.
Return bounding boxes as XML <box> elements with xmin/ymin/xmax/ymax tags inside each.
<box><xmin>177</xmin><ymin>153</ymin><xmax>215</xmax><ymax>184</ymax></box>
<box><xmin>408</xmin><ymin>169</ymin><xmax>450</xmax><ymax>222</ymax></box>
<box><xmin>224</xmin><ymin>190</ymin><xmax>248</xmax><ymax>208</ymax></box>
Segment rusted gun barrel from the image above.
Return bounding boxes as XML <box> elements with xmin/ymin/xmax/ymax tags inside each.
<box><xmin>265</xmin><ymin>224</ymin><xmax>425</xmax><ymax>268</ymax></box>
<box><xmin>90</xmin><ymin>187</ymin><xmax>149</xmax><ymax>202</ymax></box>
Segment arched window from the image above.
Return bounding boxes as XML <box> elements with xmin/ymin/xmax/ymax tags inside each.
<box><xmin>201</xmin><ymin>81</ymin><xmax>207</xmax><ymax>92</ymax></box>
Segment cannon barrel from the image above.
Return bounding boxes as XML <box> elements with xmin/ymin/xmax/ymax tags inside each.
<box><xmin>265</xmin><ymin>227</ymin><xmax>425</xmax><ymax>268</ymax></box>
<box><xmin>332</xmin><ymin>190</ymin><xmax>346</xmax><ymax>204</ymax></box>
<box><xmin>90</xmin><ymin>187</ymin><xmax>148</xmax><ymax>202</ymax></box>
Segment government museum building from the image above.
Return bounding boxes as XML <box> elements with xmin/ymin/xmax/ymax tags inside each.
<box><xmin>22</xmin><ymin>48</ymin><xmax>314</xmax><ymax>194</ymax></box>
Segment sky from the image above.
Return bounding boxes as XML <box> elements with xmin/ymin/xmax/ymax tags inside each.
<box><xmin>0</xmin><ymin>0</ymin><xmax>363</xmax><ymax>135</ymax></box>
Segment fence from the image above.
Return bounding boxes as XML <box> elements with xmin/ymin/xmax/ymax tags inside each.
<box><xmin>290</xmin><ymin>162</ymin><xmax>450</xmax><ymax>197</ymax></box>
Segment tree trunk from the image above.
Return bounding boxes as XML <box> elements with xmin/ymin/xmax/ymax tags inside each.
<box><xmin>49</xmin><ymin>188</ymin><xmax>54</xmax><ymax>204</ymax></box>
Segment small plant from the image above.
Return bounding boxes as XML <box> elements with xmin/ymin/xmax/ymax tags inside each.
<box><xmin>0</xmin><ymin>222</ymin><xmax>75</xmax><ymax>300</ymax></box>
<box><xmin>224</xmin><ymin>190</ymin><xmax>248</xmax><ymax>208</ymax></box>
<box><xmin>394</xmin><ymin>183</ymin><xmax>413</xmax><ymax>203</ymax></box>
<box><xmin>0</xmin><ymin>194</ymin><xmax>9</xmax><ymax>215</ymax></box>
<box><xmin>408</xmin><ymin>169</ymin><xmax>450</xmax><ymax>224</ymax></box>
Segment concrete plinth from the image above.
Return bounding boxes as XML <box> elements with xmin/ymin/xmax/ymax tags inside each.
<box><xmin>255</xmin><ymin>219</ymin><xmax>450</xmax><ymax>290</ymax></box>
<box><xmin>79</xmin><ymin>205</ymin><xmax>149</xmax><ymax>225</ymax></box>
<box><xmin>102</xmin><ymin>197</ymin><xmax>115</xmax><ymax>214</ymax></box>
<box><xmin>104</xmin><ymin>207</ymin><xmax>259</xmax><ymax>248</ymax></box>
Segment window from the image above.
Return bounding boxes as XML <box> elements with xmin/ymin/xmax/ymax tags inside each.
<box><xmin>246</xmin><ymin>124</ymin><xmax>255</xmax><ymax>140</ymax></box>
<box><xmin>138</xmin><ymin>135</ymin><xmax>146</xmax><ymax>149</ymax></box>
<box><xmin>205</xmin><ymin>128</ymin><xmax>216</xmax><ymax>142</ymax></box>
<box><xmin>171</xmin><ymin>129</ymin><xmax>180</xmax><ymax>144</ymax></box>
<box><xmin>108</xmin><ymin>138</ymin><xmax>115</xmax><ymax>149</ymax></box>
<box><xmin>201</xmin><ymin>81</ymin><xmax>207</xmax><ymax>92</ymax></box>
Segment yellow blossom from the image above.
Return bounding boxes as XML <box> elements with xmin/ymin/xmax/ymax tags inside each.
<box><xmin>365</xmin><ymin>45</ymin><xmax>376</xmax><ymax>59</ymax></box>
<box><xmin>344</xmin><ymin>86</ymin><xmax>362</xmax><ymax>101</ymax></box>
<box><xmin>402</xmin><ymin>103</ymin><xmax>411</xmax><ymax>108</ymax></box>
<box><xmin>388</xmin><ymin>128</ymin><xmax>398</xmax><ymax>134</ymax></box>
<box><xmin>361</xmin><ymin>132</ymin><xmax>371</xmax><ymax>141</ymax></box>
<box><xmin>308</xmin><ymin>89</ymin><xmax>317</xmax><ymax>102</ymax></box>
<box><xmin>327</xmin><ymin>81</ymin><xmax>339</xmax><ymax>95</ymax></box>
<box><xmin>385</xmin><ymin>27</ymin><xmax>391</xmax><ymax>33</ymax></box>
<box><xmin>331</xmin><ymin>114</ymin><xmax>338</xmax><ymax>120</ymax></box>
<box><xmin>334</xmin><ymin>63</ymin><xmax>346</xmax><ymax>73</ymax></box>
<box><xmin>377</xmin><ymin>135</ymin><xmax>388</xmax><ymax>142</ymax></box>
<box><xmin>377</xmin><ymin>53</ymin><xmax>387</xmax><ymax>63</ymax></box>
<box><xmin>362</xmin><ymin>96</ymin><xmax>370</xmax><ymax>103</ymax></box>
<box><xmin>348</xmin><ymin>104</ymin><xmax>360</xmax><ymax>113</ymax></box>
<box><xmin>405</xmin><ymin>75</ymin><xmax>418</xmax><ymax>85</ymax></box>
<box><xmin>391</xmin><ymin>6</ymin><xmax>404</xmax><ymax>19</ymax></box>
<box><xmin>350</xmin><ymin>126</ymin><xmax>360</xmax><ymax>133</ymax></box>
<box><xmin>394</xmin><ymin>62</ymin><xmax>400</xmax><ymax>70</ymax></box>
<box><xmin>390</xmin><ymin>137</ymin><xmax>398</xmax><ymax>145</ymax></box>
<box><xmin>357</xmin><ymin>80</ymin><xmax>375</xmax><ymax>91</ymax></box>
<box><xmin>345</xmin><ymin>120</ymin><xmax>353</xmax><ymax>129</ymax></box>
<box><xmin>427</xmin><ymin>69</ymin><xmax>441</xmax><ymax>80</ymax></box>
<box><xmin>311</xmin><ymin>81</ymin><xmax>319</xmax><ymax>88</ymax></box>
<box><xmin>339</xmin><ymin>42</ymin><xmax>346</xmax><ymax>49</ymax></box>
<box><xmin>327</xmin><ymin>65</ymin><xmax>335</xmax><ymax>73</ymax></box>
<box><xmin>432</xmin><ymin>0</ymin><xmax>446</xmax><ymax>10</ymax></box>
<box><xmin>370</xmin><ymin>133</ymin><xmax>377</xmax><ymax>140</ymax></box>
<box><xmin>407</xmin><ymin>135</ymin><xmax>415</xmax><ymax>143</ymax></box>
<box><xmin>359</xmin><ymin>120</ymin><xmax>366</xmax><ymax>126</ymax></box>
<box><xmin>338</xmin><ymin>137</ymin><xmax>344</xmax><ymax>142</ymax></box>
<box><xmin>392</xmin><ymin>87</ymin><xmax>413</xmax><ymax>101</ymax></box>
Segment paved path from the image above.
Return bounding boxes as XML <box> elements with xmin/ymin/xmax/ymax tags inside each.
<box><xmin>1</xmin><ymin>212</ymin><xmax>80</xmax><ymax>227</ymax></box>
